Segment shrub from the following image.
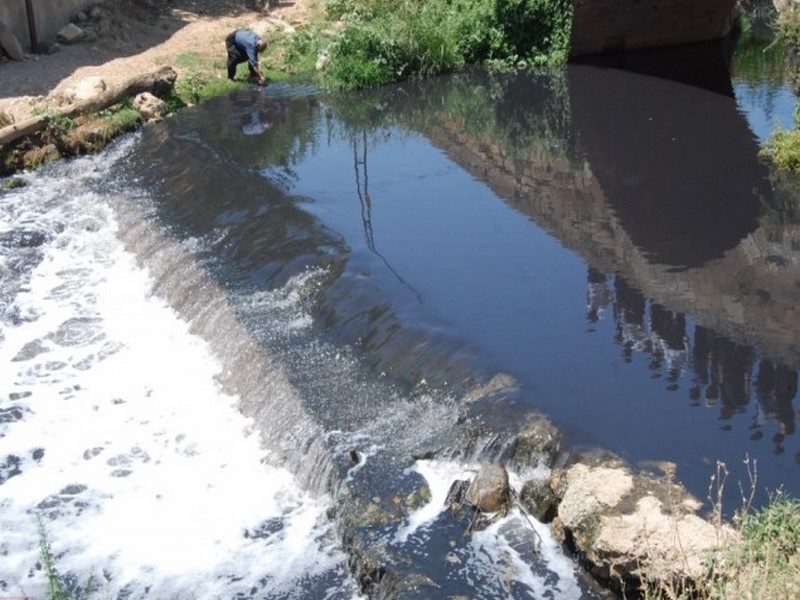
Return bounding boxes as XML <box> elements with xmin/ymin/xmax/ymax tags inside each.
<box><xmin>761</xmin><ymin>126</ymin><xmax>800</xmax><ymax>171</ymax></box>
<box><xmin>323</xmin><ymin>0</ymin><xmax>572</xmax><ymax>90</ymax></box>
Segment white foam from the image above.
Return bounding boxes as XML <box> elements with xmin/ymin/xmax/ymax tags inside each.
<box><xmin>399</xmin><ymin>459</ymin><xmax>583</xmax><ymax>598</ymax></box>
<box><xmin>0</xmin><ymin>168</ymin><xmax>354</xmax><ymax>598</ymax></box>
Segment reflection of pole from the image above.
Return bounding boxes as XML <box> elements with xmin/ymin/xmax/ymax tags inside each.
<box><xmin>354</xmin><ymin>131</ymin><xmax>374</xmax><ymax>252</ymax></box>
<box><xmin>352</xmin><ymin>132</ymin><xmax>423</xmax><ymax>304</ymax></box>
<box><xmin>25</xmin><ymin>0</ymin><xmax>39</xmax><ymax>53</ymax></box>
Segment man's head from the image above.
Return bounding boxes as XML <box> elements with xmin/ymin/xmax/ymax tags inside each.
<box><xmin>257</xmin><ymin>40</ymin><xmax>267</xmax><ymax>53</ymax></box>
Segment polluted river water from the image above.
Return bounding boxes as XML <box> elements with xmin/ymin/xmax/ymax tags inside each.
<box><xmin>1</xmin><ymin>31</ymin><xmax>799</xmax><ymax>600</ymax></box>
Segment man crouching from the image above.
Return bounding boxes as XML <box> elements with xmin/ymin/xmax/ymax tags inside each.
<box><xmin>226</xmin><ymin>29</ymin><xmax>268</xmax><ymax>86</ymax></box>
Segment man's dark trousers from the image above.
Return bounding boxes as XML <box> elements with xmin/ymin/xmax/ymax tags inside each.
<box><xmin>226</xmin><ymin>32</ymin><xmax>246</xmax><ymax>80</ymax></box>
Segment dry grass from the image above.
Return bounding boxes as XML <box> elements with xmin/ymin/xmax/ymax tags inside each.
<box><xmin>642</xmin><ymin>459</ymin><xmax>800</xmax><ymax>600</ymax></box>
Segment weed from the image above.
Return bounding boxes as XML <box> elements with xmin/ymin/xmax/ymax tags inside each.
<box><xmin>0</xmin><ymin>111</ymin><xmax>13</xmax><ymax>128</ymax></box>
<box><xmin>99</xmin><ymin>101</ymin><xmax>142</xmax><ymax>133</ymax></box>
<box><xmin>37</xmin><ymin>515</ymin><xmax>98</xmax><ymax>600</ymax></box>
<box><xmin>642</xmin><ymin>458</ymin><xmax>800</xmax><ymax>600</ymax></box>
<box><xmin>175</xmin><ymin>70</ymin><xmax>241</xmax><ymax>105</ymax></box>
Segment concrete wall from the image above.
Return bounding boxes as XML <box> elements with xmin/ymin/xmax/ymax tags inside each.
<box><xmin>0</xmin><ymin>0</ymin><xmax>95</xmax><ymax>53</ymax></box>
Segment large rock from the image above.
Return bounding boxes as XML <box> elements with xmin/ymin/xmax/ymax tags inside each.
<box><xmin>466</xmin><ymin>463</ymin><xmax>509</xmax><ymax>512</ymax></box>
<box><xmin>0</xmin><ymin>23</ymin><xmax>24</xmax><ymax>61</ymax></box>
<box><xmin>506</xmin><ymin>413</ymin><xmax>561</xmax><ymax>468</ymax></box>
<box><xmin>549</xmin><ymin>456</ymin><xmax>738</xmax><ymax>595</ymax></box>
<box><xmin>132</xmin><ymin>92</ymin><xmax>167</xmax><ymax>122</ymax></box>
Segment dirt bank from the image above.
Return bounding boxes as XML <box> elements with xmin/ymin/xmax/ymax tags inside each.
<box><xmin>0</xmin><ymin>0</ymin><xmax>313</xmax><ymax>126</ymax></box>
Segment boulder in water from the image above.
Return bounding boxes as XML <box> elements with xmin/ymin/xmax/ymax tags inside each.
<box><xmin>549</xmin><ymin>453</ymin><xmax>738</xmax><ymax>596</ymax></box>
<box><xmin>466</xmin><ymin>462</ymin><xmax>510</xmax><ymax>513</ymax></box>
<box><xmin>132</xmin><ymin>92</ymin><xmax>167</xmax><ymax>122</ymax></box>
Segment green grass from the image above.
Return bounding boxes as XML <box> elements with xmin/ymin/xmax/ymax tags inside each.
<box><xmin>98</xmin><ymin>102</ymin><xmax>142</xmax><ymax>132</ymax></box>
<box><xmin>174</xmin><ymin>70</ymin><xmax>242</xmax><ymax>105</ymax></box>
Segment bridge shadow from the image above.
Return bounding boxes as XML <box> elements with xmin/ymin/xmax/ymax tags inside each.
<box><xmin>0</xmin><ymin>0</ymin><xmax>254</xmax><ymax>101</ymax></box>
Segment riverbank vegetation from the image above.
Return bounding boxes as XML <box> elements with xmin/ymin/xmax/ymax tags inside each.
<box><xmin>760</xmin><ymin>5</ymin><xmax>800</xmax><ymax>171</ymax></box>
<box><xmin>315</xmin><ymin>0</ymin><xmax>572</xmax><ymax>89</ymax></box>
<box><xmin>644</xmin><ymin>490</ymin><xmax>800</xmax><ymax>599</ymax></box>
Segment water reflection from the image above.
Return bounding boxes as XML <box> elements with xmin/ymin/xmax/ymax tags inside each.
<box><xmin>124</xmin><ymin>45</ymin><xmax>800</xmax><ymax>505</ymax></box>
<box><xmin>321</xmin><ymin>50</ymin><xmax>799</xmax><ymax>496</ymax></box>
<box><xmin>585</xmin><ymin>268</ymin><xmax>797</xmax><ymax>458</ymax></box>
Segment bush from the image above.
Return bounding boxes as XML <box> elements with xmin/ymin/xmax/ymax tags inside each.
<box><xmin>494</xmin><ymin>0</ymin><xmax>573</xmax><ymax>65</ymax></box>
<box><xmin>323</xmin><ymin>0</ymin><xmax>573</xmax><ymax>90</ymax></box>
<box><xmin>761</xmin><ymin>126</ymin><xmax>800</xmax><ymax>171</ymax></box>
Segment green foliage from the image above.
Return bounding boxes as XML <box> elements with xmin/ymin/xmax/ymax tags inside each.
<box><xmin>99</xmin><ymin>101</ymin><xmax>142</xmax><ymax>133</ymax></box>
<box><xmin>761</xmin><ymin>126</ymin><xmax>800</xmax><ymax>172</ymax></box>
<box><xmin>322</xmin><ymin>0</ymin><xmax>573</xmax><ymax>90</ymax></box>
<box><xmin>716</xmin><ymin>493</ymin><xmax>800</xmax><ymax>599</ymax></box>
<box><xmin>494</xmin><ymin>0</ymin><xmax>573</xmax><ymax>66</ymax></box>
<box><xmin>774</xmin><ymin>5</ymin><xmax>800</xmax><ymax>48</ymax></box>
<box><xmin>272</xmin><ymin>25</ymin><xmax>330</xmax><ymax>77</ymax></box>
<box><xmin>739</xmin><ymin>494</ymin><xmax>800</xmax><ymax>565</ymax></box>
<box><xmin>48</xmin><ymin>114</ymin><xmax>76</xmax><ymax>133</ymax></box>
<box><xmin>175</xmin><ymin>70</ymin><xmax>242</xmax><ymax>105</ymax></box>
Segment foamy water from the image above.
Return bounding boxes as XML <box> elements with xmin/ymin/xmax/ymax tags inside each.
<box><xmin>0</xmin><ymin>146</ymin><xmax>355</xmax><ymax>599</ymax></box>
<box><xmin>0</xmin><ymin>133</ymin><xmax>595</xmax><ymax>599</ymax></box>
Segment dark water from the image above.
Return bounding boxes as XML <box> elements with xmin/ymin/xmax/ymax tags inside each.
<box><xmin>2</xmin><ymin>27</ymin><xmax>799</xmax><ymax>600</ymax></box>
<box><xmin>119</xmin><ymin>38</ymin><xmax>800</xmax><ymax>512</ymax></box>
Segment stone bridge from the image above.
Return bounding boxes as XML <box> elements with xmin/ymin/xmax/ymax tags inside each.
<box><xmin>571</xmin><ymin>0</ymin><xmax>740</xmax><ymax>56</ymax></box>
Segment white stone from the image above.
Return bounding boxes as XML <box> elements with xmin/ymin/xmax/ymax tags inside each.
<box><xmin>57</xmin><ymin>23</ymin><xmax>85</xmax><ymax>44</ymax></box>
<box><xmin>74</xmin><ymin>76</ymin><xmax>107</xmax><ymax>101</ymax></box>
<box><xmin>132</xmin><ymin>92</ymin><xmax>167</xmax><ymax>122</ymax></box>
<box><xmin>557</xmin><ymin>464</ymin><xmax>633</xmax><ymax>527</ymax></box>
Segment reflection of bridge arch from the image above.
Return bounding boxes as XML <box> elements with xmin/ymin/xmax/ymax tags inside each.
<box><xmin>421</xmin><ymin>61</ymin><xmax>800</xmax><ymax>370</ymax></box>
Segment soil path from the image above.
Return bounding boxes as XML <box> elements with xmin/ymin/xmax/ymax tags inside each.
<box><xmin>0</xmin><ymin>0</ymin><xmax>313</xmax><ymax>125</ymax></box>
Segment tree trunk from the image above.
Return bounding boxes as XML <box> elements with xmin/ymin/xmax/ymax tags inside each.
<box><xmin>0</xmin><ymin>66</ymin><xmax>177</xmax><ymax>148</ymax></box>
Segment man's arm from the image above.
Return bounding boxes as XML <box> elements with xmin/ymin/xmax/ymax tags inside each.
<box><xmin>246</xmin><ymin>41</ymin><xmax>267</xmax><ymax>84</ymax></box>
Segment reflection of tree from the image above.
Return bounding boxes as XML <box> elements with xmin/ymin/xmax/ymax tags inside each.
<box><xmin>592</xmin><ymin>272</ymin><xmax>798</xmax><ymax>450</ymax></box>
<box><xmin>692</xmin><ymin>328</ymin><xmax>754</xmax><ymax>419</ymax></box>
<box><xmin>330</xmin><ymin>68</ymin><xmax>575</xmax><ymax>165</ymax></box>
<box><xmin>755</xmin><ymin>360</ymin><xmax>798</xmax><ymax>446</ymax></box>
<box><xmin>586</xmin><ymin>267</ymin><xmax>611</xmax><ymax>323</ymax></box>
